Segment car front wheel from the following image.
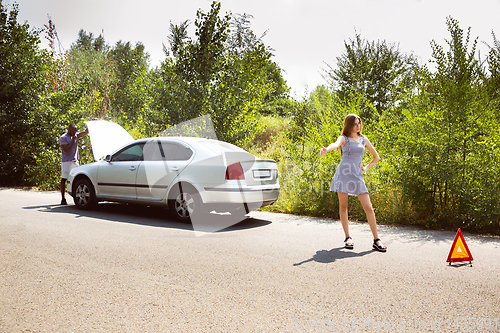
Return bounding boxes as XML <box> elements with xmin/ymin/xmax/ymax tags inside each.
<box><xmin>73</xmin><ymin>178</ymin><xmax>97</xmax><ymax>210</ymax></box>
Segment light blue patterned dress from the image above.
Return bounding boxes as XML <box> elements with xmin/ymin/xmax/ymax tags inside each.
<box><xmin>330</xmin><ymin>135</ymin><xmax>369</xmax><ymax>196</ymax></box>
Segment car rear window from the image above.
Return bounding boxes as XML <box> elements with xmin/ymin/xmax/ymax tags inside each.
<box><xmin>197</xmin><ymin>140</ymin><xmax>245</xmax><ymax>154</ymax></box>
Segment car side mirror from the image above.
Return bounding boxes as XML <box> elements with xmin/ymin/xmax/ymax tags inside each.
<box><xmin>104</xmin><ymin>155</ymin><xmax>111</xmax><ymax>162</ymax></box>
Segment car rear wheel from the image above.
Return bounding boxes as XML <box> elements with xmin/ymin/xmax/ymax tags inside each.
<box><xmin>73</xmin><ymin>178</ymin><xmax>97</xmax><ymax>210</ymax></box>
<box><xmin>168</xmin><ymin>184</ymin><xmax>202</xmax><ymax>223</ymax></box>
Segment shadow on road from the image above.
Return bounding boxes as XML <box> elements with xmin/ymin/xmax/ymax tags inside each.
<box><xmin>293</xmin><ymin>247</ymin><xmax>374</xmax><ymax>266</ymax></box>
<box><xmin>379</xmin><ymin>224</ymin><xmax>500</xmax><ymax>247</ymax></box>
<box><xmin>22</xmin><ymin>202</ymin><xmax>271</xmax><ymax>233</ymax></box>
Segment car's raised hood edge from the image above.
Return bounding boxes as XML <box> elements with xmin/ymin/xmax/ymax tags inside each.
<box><xmin>85</xmin><ymin>120</ymin><xmax>135</xmax><ymax>161</ymax></box>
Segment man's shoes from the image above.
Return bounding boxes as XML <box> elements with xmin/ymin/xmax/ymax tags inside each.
<box><xmin>61</xmin><ymin>198</ymin><xmax>67</xmax><ymax>205</ymax></box>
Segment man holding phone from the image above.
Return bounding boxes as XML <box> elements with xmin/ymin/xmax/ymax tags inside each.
<box><xmin>60</xmin><ymin>123</ymin><xmax>89</xmax><ymax>205</ymax></box>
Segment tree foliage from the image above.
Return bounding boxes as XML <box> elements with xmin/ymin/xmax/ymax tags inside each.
<box><xmin>0</xmin><ymin>1</ymin><xmax>51</xmax><ymax>185</ymax></box>
<box><xmin>152</xmin><ymin>1</ymin><xmax>285</xmax><ymax>147</ymax></box>
<box><xmin>325</xmin><ymin>33</ymin><xmax>419</xmax><ymax>121</ymax></box>
<box><xmin>378</xmin><ymin>17</ymin><xmax>500</xmax><ymax>232</ymax></box>
<box><xmin>67</xmin><ymin>30</ymin><xmax>114</xmax><ymax>117</ymax></box>
<box><xmin>485</xmin><ymin>31</ymin><xmax>500</xmax><ymax>106</ymax></box>
<box><xmin>108</xmin><ymin>40</ymin><xmax>151</xmax><ymax>121</ymax></box>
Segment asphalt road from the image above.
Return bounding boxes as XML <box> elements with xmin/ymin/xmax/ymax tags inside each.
<box><xmin>1</xmin><ymin>188</ymin><xmax>499</xmax><ymax>332</ymax></box>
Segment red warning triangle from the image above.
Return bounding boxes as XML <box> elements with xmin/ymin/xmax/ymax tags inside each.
<box><xmin>447</xmin><ymin>228</ymin><xmax>473</xmax><ymax>263</ymax></box>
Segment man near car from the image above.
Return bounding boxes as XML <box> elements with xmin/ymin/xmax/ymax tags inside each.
<box><xmin>60</xmin><ymin>123</ymin><xmax>89</xmax><ymax>205</ymax></box>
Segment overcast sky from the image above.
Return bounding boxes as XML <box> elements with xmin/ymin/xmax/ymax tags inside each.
<box><xmin>5</xmin><ymin>0</ymin><xmax>500</xmax><ymax>95</ymax></box>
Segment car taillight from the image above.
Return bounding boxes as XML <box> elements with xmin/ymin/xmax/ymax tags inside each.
<box><xmin>226</xmin><ymin>162</ymin><xmax>245</xmax><ymax>180</ymax></box>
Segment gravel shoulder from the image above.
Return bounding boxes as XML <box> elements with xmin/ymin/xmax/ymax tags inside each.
<box><xmin>1</xmin><ymin>188</ymin><xmax>499</xmax><ymax>332</ymax></box>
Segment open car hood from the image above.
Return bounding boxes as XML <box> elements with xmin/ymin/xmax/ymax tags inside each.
<box><xmin>85</xmin><ymin>120</ymin><xmax>135</xmax><ymax>161</ymax></box>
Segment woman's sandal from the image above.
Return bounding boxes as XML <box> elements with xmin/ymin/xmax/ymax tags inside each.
<box><xmin>373</xmin><ymin>238</ymin><xmax>387</xmax><ymax>252</ymax></box>
<box><xmin>344</xmin><ymin>236</ymin><xmax>354</xmax><ymax>249</ymax></box>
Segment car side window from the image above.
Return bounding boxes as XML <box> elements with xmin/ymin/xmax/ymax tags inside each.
<box><xmin>141</xmin><ymin>141</ymin><xmax>193</xmax><ymax>161</ymax></box>
<box><xmin>112</xmin><ymin>143</ymin><xmax>144</xmax><ymax>162</ymax></box>
<box><xmin>143</xmin><ymin>141</ymin><xmax>164</xmax><ymax>161</ymax></box>
<box><xmin>157</xmin><ymin>142</ymin><xmax>193</xmax><ymax>161</ymax></box>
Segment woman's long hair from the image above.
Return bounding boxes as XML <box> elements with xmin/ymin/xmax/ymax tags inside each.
<box><xmin>339</xmin><ymin>114</ymin><xmax>362</xmax><ymax>157</ymax></box>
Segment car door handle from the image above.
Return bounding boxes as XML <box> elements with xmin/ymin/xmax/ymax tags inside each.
<box><xmin>170</xmin><ymin>166</ymin><xmax>179</xmax><ymax>172</ymax></box>
<box><xmin>129</xmin><ymin>166</ymin><xmax>136</xmax><ymax>171</ymax></box>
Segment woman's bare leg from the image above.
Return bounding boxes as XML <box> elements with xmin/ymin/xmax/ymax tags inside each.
<box><xmin>357</xmin><ymin>193</ymin><xmax>380</xmax><ymax>243</ymax></box>
<box><xmin>338</xmin><ymin>192</ymin><xmax>350</xmax><ymax>239</ymax></box>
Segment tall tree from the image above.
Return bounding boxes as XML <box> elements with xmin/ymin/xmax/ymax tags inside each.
<box><xmin>228</xmin><ymin>13</ymin><xmax>289</xmax><ymax>114</ymax></box>
<box><xmin>0</xmin><ymin>1</ymin><xmax>51</xmax><ymax>185</ymax></box>
<box><xmin>74</xmin><ymin>29</ymin><xmax>107</xmax><ymax>52</ymax></box>
<box><xmin>165</xmin><ymin>20</ymin><xmax>189</xmax><ymax>57</ymax></box>
<box><xmin>108</xmin><ymin>41</ymin><xmax>151</xmax><ymax>121</ymax></box>
<box><xmin>382</xmin><ymin>17</ymin><xmax>500</xmax><ymax>232</ymax></box>
<box><xmin>153</xmin><ymin>1</ymin><xmax>288</xmax><ymax>146</ymax></box>
<box><xmin>484</xmin><ymin>31</ymin><xmax>500</xmax><ymax>106</ymax></box>
<box><xmin>325</xmin><ymin>34</ymin><xmax>418</xmax><ymax>121</ymax></box>
<box><xmin>153</xmin><ymin>2</ymin><xmax>230</xmax><ymax>127</ymax></box>
<box><xmin>67</xmin><ymin>30</ymin><xmax>113</xmax><ymax>117</ymax></box>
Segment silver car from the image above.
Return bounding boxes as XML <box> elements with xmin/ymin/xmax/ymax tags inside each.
<box><xmin>67</xmin><ymin>137</ymin><xmax>280</xmax><ymax>224</ymax></box>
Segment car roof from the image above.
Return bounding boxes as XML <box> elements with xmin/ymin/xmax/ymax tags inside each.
<box><xmin>133</xmin><ymin>137</ymin><xmax>219</xmax><ymax>144</ymax></box>
<box><xmin>129</xmin><ymin>137</ymin><xmax>247</xmax><ymax>154</ymax></box>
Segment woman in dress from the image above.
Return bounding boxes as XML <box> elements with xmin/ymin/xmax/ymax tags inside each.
<box><xmin>319</xmin><ymin>114</ymin><xmax>386</xmax><ymax>252</ymax></box>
